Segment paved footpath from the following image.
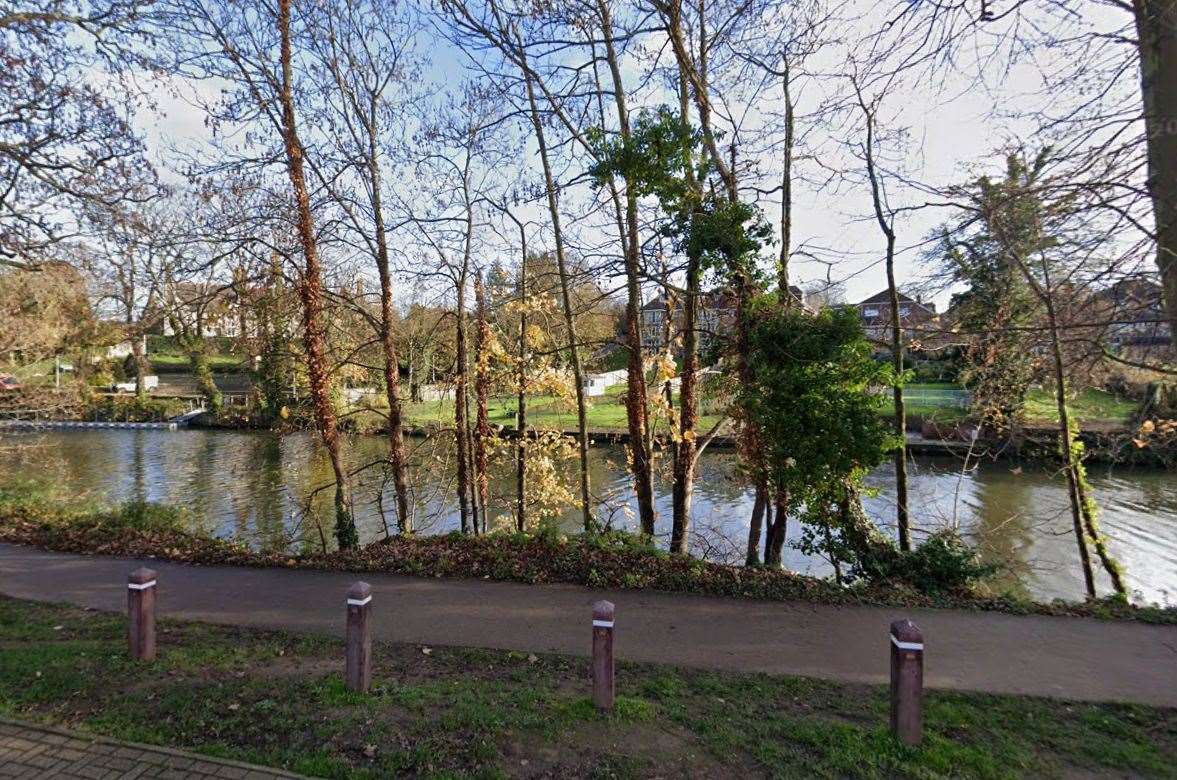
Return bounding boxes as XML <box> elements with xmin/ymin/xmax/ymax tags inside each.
<box><xmin>0</xmin><ymin>717</ymin><xmax>304</xmax><ymax>779</ymax></box>
<box><xmin>2</xmin><ymin>543</ymin><xmax>1175</xmax><ymax>707</ymax></box>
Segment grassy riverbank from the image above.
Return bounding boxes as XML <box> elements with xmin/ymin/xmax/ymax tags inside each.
<box><xmin>0</xmin><ymin>486</ymin><xmax>1172</xmax><ymax>624</ymax></box>
<box><xmin>397</xmin><ymin>383</ymin><xmax>726</xmax><ymax>434</ymax></box>
<box><xmin>2</xmin><ymin>596</ymin><xmax>1174</xmax><ymax>779</ymax></box>
<box><xmin>393</xmin><ymin>384</ymin><xmax>1140</xmax><ymax>435</ymax></box>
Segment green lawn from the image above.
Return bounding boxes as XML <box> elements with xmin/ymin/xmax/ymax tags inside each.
<box><xmin>1023</xmin><ymin>387</ymin><xmax>1140</xmax><ymax>425</ymax></box>
<box><xmin>149</xmin><ymin>352</ymin><xmax>246</xmax><ymax>373</ymax></box>
<box><xmin>399</xmin><ymin>382</ymin><xmax>1140</xmax><ymax>433</ymax></box>
<box><xmin>877</xmin><ymin>384</ymin><xmax>971</xmax><ymax>424</ymax></box>
<box><xmin>2</xmin><ymin>596</ymin><xmax>1174</xmax><ymax>778</ymax></box>
<box><xmin>880</xmin><ymin>384</ymin><xmax>1140</xmax><ymax>426</ymax></box>
<box><xmin>402</xmin><ymin>382</ymin><xmax>725</xmax><ymax>434</ymax></box>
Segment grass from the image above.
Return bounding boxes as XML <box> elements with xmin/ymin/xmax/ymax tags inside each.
<box><xmin>148</xmin><ymin>352</ymin><xmax>246</xmax><ymax>373</ymax></box>
<box><xmin>879</xmin><ymin>384</ymin><xmax>1141</xmax><ymax>426</ymax></box>
<box><xmin>1</xmin><ymin>596</ymin><xmax>1174</xmax><ymax>779</ymax></box>
<box><xmin>400</xmin><ymin>382</ymin><xmax>725</xmax><ymax>434</ymax></box>
<box><xmin>1023</xmin><ymin>387</ymin><xmax>1140</xmax><ymax>425</ymax></box>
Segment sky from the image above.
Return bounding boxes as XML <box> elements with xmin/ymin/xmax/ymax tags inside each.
<box><xmin>128</xmin><ymin>0</ymin><xmax>1139</xmax><ymax>313</ymax></box>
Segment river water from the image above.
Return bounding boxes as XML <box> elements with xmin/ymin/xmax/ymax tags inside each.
<box><xmin>2</xmin><ymin>428</ymin><xmax>1174</xmax><ymax>606</ymax></box>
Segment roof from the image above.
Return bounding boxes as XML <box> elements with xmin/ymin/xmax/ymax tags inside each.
<box><xmin>854</xmin><ymin>289</ymin><xmax>936</xmax><ymax>313</ymax></box>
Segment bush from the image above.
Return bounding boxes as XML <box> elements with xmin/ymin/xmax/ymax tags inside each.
<box><xmin>858</xmin><ymin>530</ymin><xmax>998</xmax><ymax>594</ymax></box>
<box><xmin>910</xmin><ymin>359</ymin><xmax>961</xmax><ymax>383</ymax></box>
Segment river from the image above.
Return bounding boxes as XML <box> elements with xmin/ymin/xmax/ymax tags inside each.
<box><xmin>2</xmin><ymin>428</ymin><xmax>1174</xmax><ymax>606</ymax></box>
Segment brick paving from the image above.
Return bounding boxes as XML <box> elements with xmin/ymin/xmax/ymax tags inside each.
<box><xmin>0</xmin><ymin>718</ymin><xmax>305</xmax><ymax>779</ymax></box>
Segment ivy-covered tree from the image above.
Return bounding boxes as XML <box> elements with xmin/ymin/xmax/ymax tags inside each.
<box><xmin>589</xmin><ymin>106</ymin><xmax>770</xmax><ymax>555</ymax></box>
<box><xmin>740</xmin><ymin>301</ymin><xmax>898</xmax><ymax>573</ymax></box>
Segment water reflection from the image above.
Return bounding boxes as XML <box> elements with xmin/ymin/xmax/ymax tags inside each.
<box><xmin>2</xmin><ymin>428</ymin><xmax>1173</xmax><ymax>606</ymax></box>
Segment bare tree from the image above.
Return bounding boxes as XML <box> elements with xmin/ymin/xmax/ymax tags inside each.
<box><xmin>302</xmin><ymin>0</ymin><xmax>418</xmax><ymax>533</ymax></box>
<box><xmin>852</xmin><ymin>73</ymin><xmax>910</xmax><ymax>551</ymax></box>
<box><xmin>1</xmin><ymin>0</ymin><xmax>158</xmax><ymax>268</ymax></box>
<box><xmin>164</xmin><ymin>0</ymin><xmax>358</xmax><ymax>548</ymax></box>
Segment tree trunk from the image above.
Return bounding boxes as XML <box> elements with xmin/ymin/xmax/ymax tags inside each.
<box><xmin>188</xmin><ymin>341</ymin><xmax>221</xmax><ymax>412</ymax></box>
<box><xmin>454</xmin><ymin>275</ymin><xmax>471</xmax><ymax>535</ymax></box>
<box><xmin>670</xmin><ymin>69</ymin><xmax>700</xmax><ymax>556</ymax></box>
<box><xmin>745</xmin><ymin>481</ymin><xmax>766</xmax><ymax>566</ymax></box>
<box><xmin>1132</xmin><ymin>0</ymin><xmax>1177</xmax><ymax>346</ymax></box>
<box><xmin>861</xmin><ymin>99</ymin><xmax>911</xmax><ymax>551</ymax></box>
<box><xmin>885</xmin><ymin>240</ymin><xmax>910</xmax><ymax>551</ymax></box>
<box><xmin>233</xmin><ymin>265</ymin><xmax>253</xmax><ymax>367</ymax></box>
<box><xmin>1046</xmin><ymin>304</ymin><xmax>1097</xmax><ymax>599</ymax></box>
<box><xmin>130</xmin><ymin>333</ymin><xmax>149</xmax><ymax>405</ymax></box>
<box><xmin>368</xmin><ymin>138</ymin><xmax>411</xmax><ymax>534</ymax></box>
<box><xmin>778</xmin><ymin>57</ymin><xmax>793</xmax><ymax>298</ymax></box>
<box><xmin>596</xmin><ymin>0</ymin><xmax>656</xmax><ymax>536</ymax></box>
<box><xmin>1041</xmin><ymin>272</ymin><xmax>1126</xmax><ymax>598</ymax></box>
<box><xmin>520</xmin><ymin>61</ymin><xmax>593</xmax><ymax>533</ymax></box>
<box><xmin>516</xmin><ymin>238</ymin><xmax>529</xmax><ymax>532</ymax></box>
<box><xmin>463</xmin><ymin>367</ymin><xmax>480</xmax><ymax>531</ymax></box>
<box><xmin>764</xmin><ymin>489</ymin><xmax>788</xmax><ymax>567</ymax></box>
<box><xmin>277</xmin><ymin>0</ymin><xmax>356</xmax><ymax>550</ymax></box>
<box><xmin>474</xmin><ymin>272</ymin><xmax>491</xmax><ymax>535</ymax></box>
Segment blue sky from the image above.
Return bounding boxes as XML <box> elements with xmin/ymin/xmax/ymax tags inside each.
<box><xmin>129</xmin><ymin>0</ymin><xmax>1135</xmax><ymax>312</ymax></box>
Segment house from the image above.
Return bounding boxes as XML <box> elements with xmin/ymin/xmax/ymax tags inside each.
<box><xmin>104</xmin><ymin>335</ymin><xmax>147</xmax><ymax>361</ymax></box>
<box><xmin>1091</xmin><ymin>277</ymin><xmax>1172</xmax><ymax>351</ymax></box>
<box><xmin>640</xmin><ymin>287</ymin><xmax>806</xmax><ymax>353</ymax></box>
<box><xmin>582</xmin><ymin>369</ymin><xmax>628</xmax><ymax>397</ymax></box>
<box><xmin>850</xmin><ymin>290</ymin><xmax>938</xmax><ymax>349</ymax></box>
<box><xmin>89</xmin><ymin>320</ymin><xmax>148</xmax><ymax>364</ymax></box>
<box><xmin>154</xmin><ymin>282</ymin><xmax>256</xmax><ymax>340</ymax></box>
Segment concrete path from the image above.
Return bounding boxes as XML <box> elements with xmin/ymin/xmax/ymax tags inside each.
<box><xmin>2</xmin><ymin>543</ymin><xmax>1175</xmax><ymax>707</ymax></box>
<box><xmin>0</xmin><ymin>717</ymin><xmax>304</xmax><ymax>779</ymax></box>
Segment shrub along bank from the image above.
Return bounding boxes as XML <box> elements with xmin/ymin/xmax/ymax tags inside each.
<box><xmin>0</xmin><ymin>488</ymin><xmax>1172</xmax><ymax>624</ymax></box>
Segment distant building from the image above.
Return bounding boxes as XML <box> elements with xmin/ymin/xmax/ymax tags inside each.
<box><xmin>640</xmin><ymin>286</ymin><xmax>806</xmax><ymax>353</ymax></box>
<box><xmin>581</xmin><ymin>369</ymin><xmax>628</xmax><ymax>397</ymax></box>
<box><xmin>639</xmin><ymin>290</ymin><xmax>730</xmax><ymax>353</ymax></box>
<box><xmin>152</xmin><ymin>282</ymin><xmax>256</xmax><ymax>340</ymax></box>
<box><xmin>849</xmin><ymin>290</ymin><xmax>938</xmax><ymax>350</ymax></box>
<box><xmin>103</xmin><ymin>335</ymin><xmax>147</xmax><ymax>361</ymax></box>
<box><xmin>1091</xmin><ymin>277</ymin><xmax>1172</xmax><ymax>351</ymax></box>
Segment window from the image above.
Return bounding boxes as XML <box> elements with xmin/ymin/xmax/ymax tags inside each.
<box><xmin>863</xmin><ymin>307</ymin><xmax>879</xmax><ymax>318</ymax></box>
<box><xmin>899</xmin><ymin>306</ymin><xmax>911</xmax><ymax>316</ymax></box>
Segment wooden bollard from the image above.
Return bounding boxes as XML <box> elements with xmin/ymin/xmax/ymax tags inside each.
<box><xmin>127</xmin><ymin>567</ymin><xmax>158</xmax><ymax>661</ymax></box>
<box><xmin>591</xmin><ymin>600</ymin><xmax>615</xmax><ymax>711</ymax></box>
<box><xmin>345</xmin><ymin>581</ymin><xmax>372</xmax><ymax>693</ymax></box>
<box><xmin>890</xmin><ymin>619</ymin><xmax>924</xmax><ymax>745</ymax></box>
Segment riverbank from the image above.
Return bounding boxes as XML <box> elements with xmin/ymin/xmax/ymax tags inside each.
<box><xmin>0</xmin><ymin>491</ymin><xmax>1172</xmax><ymax>624</ymax></box>
<box><xmin>4</xmin><ymin>597</ymin><xmax>1172</xmax><ymax>778</ymax></box>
